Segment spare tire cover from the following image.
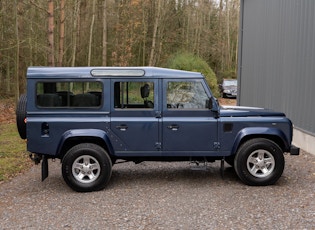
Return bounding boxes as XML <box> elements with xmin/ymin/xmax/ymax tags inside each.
<box><xmin>16</xmin><ymin>94</ymin><xmax>27</xmax><ymax>139</ymax></box>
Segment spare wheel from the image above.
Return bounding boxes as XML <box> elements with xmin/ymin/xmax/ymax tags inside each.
<box><xmin>16</xmin><ymin>94</ymin><xmax>27</xmax><ymax>139</ymax></box>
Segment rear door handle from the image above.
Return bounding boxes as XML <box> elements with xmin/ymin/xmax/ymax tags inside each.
<box><xmin>167</xmin><ymin>124</ymin><xmax>179</xmax><ymax>131</ymax></box>
<box><xmin>116</xmin><ymin>124</ymin><xmax>128</xmax><ymax>131</ymax></box>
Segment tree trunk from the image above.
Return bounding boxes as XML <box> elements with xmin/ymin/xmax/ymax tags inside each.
<box><xmin>193</xmin><ymin>1</ymin><xmax>202</xmax><ymax>55</ymax></box>
<box><xmin>15</xmin><ymin>0</ymin><xmax>20</xmax><ymax>100</ymax></box>
<box><xmin>141</xmin><ymin>2</ymin><xmax>147</xmax><ymax>66</ymax></box>
<box><xmin>58</xmin><ymin>0</ymin><xmax>65</xmax><ymax>67</ymax></box>
<box><xmin>71</xmin><ymin>0</ymin><xmax>81</xmax><ymax>67</ymax></box>
<box><xmin>47</xmin><ymin>0</ymin><xmax>55</xmax><ymax>67</ymax></box>
<box><xmin>149</xmin><ymin>0</ymin><xmax>161</xmax><ymax>66</ymax></box>
<box><xmin>88</xmin><ymin>0</ymin><xmax>96</xmax><ymax>66</ymax></box>
<box><xmin>102</xmin><ymin>0</ymin><xmax>107</xmax><ymax>66</ymax></box>
<box><xmin>226</xmin><ymin>0</ymin><xmax>231</xmax><ymax>69</ymax></box>
<box><xmin>219</xmin><ymin>0</ymin><xmax>224</xmax><ymax>71</ymax></box>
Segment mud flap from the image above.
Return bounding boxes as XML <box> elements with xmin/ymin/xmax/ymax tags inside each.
<box><xmin>220</xmin><ymin>158</ymin><xmax>225</xmax><ymax>179</ymax></box>
<box><xmin>41</xmin><ymin>155</ymin><xmax>49</xmax><ymax>181</ymax></box>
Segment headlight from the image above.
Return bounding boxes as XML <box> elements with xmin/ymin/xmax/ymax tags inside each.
<box><xmin>223</xmin><ymin>89</ymin><xmax>231</xmax><ymax>93</ymax></box>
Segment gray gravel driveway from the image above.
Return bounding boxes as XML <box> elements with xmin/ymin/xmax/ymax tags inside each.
<box><xmin>0</xmin><ymin>150</ymin><xmax>314</xmax><ymax>229</ymax></box>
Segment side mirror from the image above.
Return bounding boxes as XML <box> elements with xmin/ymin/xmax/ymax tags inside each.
<box><xmin>206</xmin><ymin>98</ymin><xmax>213</xmax><ymax>110</ymax></box>
<box><xmin>207</xmin><ymin>97</ymin><xmax>220</xmax><ymax>118</ymax></box>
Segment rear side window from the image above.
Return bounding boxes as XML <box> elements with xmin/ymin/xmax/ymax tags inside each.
<box><xmin>36</xmin><ymin>82</ymin><xmax>102</xmax><ymax>108</ymax></box>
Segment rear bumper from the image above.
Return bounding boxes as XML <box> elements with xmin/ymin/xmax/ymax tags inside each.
<box><xmin>290</xmin><ymin>145</ymin><xmax>300</xmax><ymax>155</ymax></box>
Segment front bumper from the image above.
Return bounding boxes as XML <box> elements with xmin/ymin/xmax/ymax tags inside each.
<box><xmin>290</xmin><ymin>145</ymin><xmax>300</xmax><ymax>155</ymax></box>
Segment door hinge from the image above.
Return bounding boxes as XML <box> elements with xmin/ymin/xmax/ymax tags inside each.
<box><xmin>155</xmin><ymin>142</ymin><xmax>162</xmax><ymax>150</ymax></box>
<box><xmin>213</xmin><ymin>142</ymin><xmax>221</xmax><ymax>150</ymax></box>
<box><xmin>155</xmin><ymin>111</ymin><xmax>162</xmax><ymax>118</ymax></box>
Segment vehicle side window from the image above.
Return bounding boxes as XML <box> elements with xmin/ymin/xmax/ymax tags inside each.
<box><xmin>167</xmin><ymin>81</ymin><xmax>208</xmax><ymax>109</ymax></box>
<box><xmin>36</xmin><ymin>82</ymin><xmax>102</xmax><ymax>107</ymax></box>
<box><xmin>114</xmin><ymin>81</ymin><xmax>154</xmax><ymax>109</ymax></box>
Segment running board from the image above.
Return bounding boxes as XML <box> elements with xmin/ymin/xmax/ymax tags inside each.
<box><xmin>189</xmin><ymin>157</ymin><xmax>208</xmax><ymax>171</ymax></box>
<box><xmin>189</xmin><ymin>157</ymin><xmax>225</xmax><ymax>180</ymax></box>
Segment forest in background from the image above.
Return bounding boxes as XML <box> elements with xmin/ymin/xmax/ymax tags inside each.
<box><xmin>0</xmin><ymin>0</ymin><xmax>240</xmax><ymax>98</ymax></box>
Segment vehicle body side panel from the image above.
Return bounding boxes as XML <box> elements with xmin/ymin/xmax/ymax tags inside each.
<box><xmin>26</xmin><ymin>116</ymin><xmax>111</xmax><ymax>156</ymax></box>
<box><xmin>218</xmin><ymin>116</ymin><xmax>293</xmax><ymax>155</ymax></box>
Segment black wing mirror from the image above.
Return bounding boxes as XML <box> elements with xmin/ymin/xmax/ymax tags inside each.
<box><xmin>206</xmin><ymin>98</ymin><xmax>213</xmax><ymax>110</ymax></box>
<box><xmin>207</xmin><ymin>97</ymin><xmax>220</xmax><ymax>118</ymax></box>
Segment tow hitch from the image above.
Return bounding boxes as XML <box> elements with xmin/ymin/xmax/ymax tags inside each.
<box><xmin>29</xmin><ymin>153</ymin><xmax>41</xmax><ymax>164</ymax></box>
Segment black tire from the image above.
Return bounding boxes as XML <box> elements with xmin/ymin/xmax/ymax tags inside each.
<box><xmin>62</xmin><ymin>143</ymin><xmax>112</xmax><ymax>192</ymax></box>
<box><xmin>234</xmin><ymin>138</ymin><xmax>284</xmax><ymax>186</ymax></box>
<box><xmin>16</xmin><ymin>94</ymin><xmax>27</xmax><ymax>139</ymax></box>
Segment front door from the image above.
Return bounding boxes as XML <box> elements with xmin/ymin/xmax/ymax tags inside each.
<box><xmin>110</xmin><ymin>80</ymin><xmax>161</xmax><ymax>156</ymax></box>
<box><xmin>162</xmin><ymin>80</ymin><xmax>218</xmax><ymax>156</ymax></box>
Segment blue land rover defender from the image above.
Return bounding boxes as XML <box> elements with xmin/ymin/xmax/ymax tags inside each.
<box><xmin>16</xmin><ymin>67</ymin><xmax>299</xmax><ymax>192</ymax></box>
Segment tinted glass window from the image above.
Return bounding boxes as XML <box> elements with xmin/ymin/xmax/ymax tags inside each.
<box><xmin>36</xmin><ymin>82</ymin><xmax>102</xmax><ymax>107</ymax></box>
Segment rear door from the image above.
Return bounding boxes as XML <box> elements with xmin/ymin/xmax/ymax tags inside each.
<box><xmin>162</xmin><ymin>79</ymin><xmax>218</xmax><ymax>156</ymax></box>
<box><xmin>110</xmin><ymin>79</ymin><xmax>161</xmax><ymax>156</ymax></box>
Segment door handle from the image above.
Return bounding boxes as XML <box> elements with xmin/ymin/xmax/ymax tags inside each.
<box><xmin>167</xmin><ymin>124</ymin><xmax>179</xmax><ymax>131</ymax></box>
<box><xmin>116</xmin><ymin>125</ymin><xmax>128</xmax><ymax>131</ymax></box>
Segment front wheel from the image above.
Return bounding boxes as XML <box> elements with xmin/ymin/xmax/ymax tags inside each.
<box><xmin>62</xmin><ymin>143</ymin><xmax>112</xmax><ymax>192</ymax></box>
<box><xmin>234</xmin><ymin>138</ymin><xmax>284</xmax><ymax>186</ymax></box>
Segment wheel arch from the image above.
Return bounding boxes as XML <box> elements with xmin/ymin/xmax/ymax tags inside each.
<box><xmin>57</xmin><ymin>129</ymin><xmax>114</xmax><ymax>160</ymax></box>
<box><xmin>231</xmin><ymin>127</ymin><xmax>290</xmax><ymax>155</ymax></box>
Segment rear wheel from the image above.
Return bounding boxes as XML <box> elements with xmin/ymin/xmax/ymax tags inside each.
<box><xmin>62</xmin><ymin>143</ymin><xmax>112</xmax><ymax>192</ymax></box>
<box><xmin>16</xmin><ymin>94</ymin><xmax>27</xmax><ymax>139</ymax></box>
<box><xmin>234</xmin><ymin>138</ymin><xmax>284</xmax><ymax>186</ymax></box>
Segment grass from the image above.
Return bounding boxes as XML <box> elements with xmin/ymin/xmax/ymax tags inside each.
<box><xmin>0</xmin><ymin>123</ymin><xmax>32</xmax><ymax>182</ymax></box>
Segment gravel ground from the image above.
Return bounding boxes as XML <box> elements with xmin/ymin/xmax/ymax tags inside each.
<box><xmin>0</xmin><ymin>150</ymin><xmax>314</xmax><ymax>229</ymax></box>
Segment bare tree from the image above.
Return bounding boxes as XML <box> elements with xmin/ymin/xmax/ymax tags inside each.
<box><xmin>47</xmin><ymin>0</ymin><xmax>55</xmax><ymax>66</ymax></box>
<box><xmin>225</xmin><ymin>0</ymin><xmax>231</xmax><ymax>69</ymax></box>
<box><xmin>88</xmin><ymin>0</ymin><xmax>96</xmax><ymax>66</ymax></box>
<box><xmin>149</xmin><ymin>0</ymin><xmax>162</xmax><ymax>66</ymax></box>
<box><xmin>1</xmin><ymin>0</ymin><xmax>241</xmax><ymax>95</ymax></box>
<box><xmin>71</xmin><ymin>0</ymin><xmax>81</xmax><ymax>67</ymax></box>
<box><xmin>15</xmin><ymin>0</ymin><xmax>21</xmax><ymax>99</ymax></box>
<box><xmin>102</xmin><ymin>0</ymin><xmax>107</xmax><ymax>66</ymax></box>
<box><xmin>58</xmin><ymin>0</ymin><xmax>65</xmax><ymax>67</ymax></box>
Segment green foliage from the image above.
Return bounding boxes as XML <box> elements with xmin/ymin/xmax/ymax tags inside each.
<box><xmin>1</xmin><ymin>1</ymin><xmax>240</xmax><ymax>96</ymax></box>
<box><xmin>0</xmin><ymin>124</ymin><xmax>31</xmax><ymax>181</ymax></box>
<box><xmin>217</xmin><ymin>69</ymin><xmax>237</xmax><ymax>85</ymax></box>
<box><xmin>165</xmin><ymin>52</ymin><xmax>219</xmax><ymax>97</ymax></box>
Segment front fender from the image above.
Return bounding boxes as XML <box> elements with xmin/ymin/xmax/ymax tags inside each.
<box><xmin>57</xmin><ymin>129</ymin><xmax>114</xmax><ymax>156</ymax></box>
<box><xmin>231</xmin><ymin>127</ymin><xmax>290</xmax><ymax>155</ymax></box>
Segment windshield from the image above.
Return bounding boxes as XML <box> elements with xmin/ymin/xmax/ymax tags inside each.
<box><xmin>223</xmin><ymin>80</ymin><xmax>237</xmax><ymax>86</ymax></box>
